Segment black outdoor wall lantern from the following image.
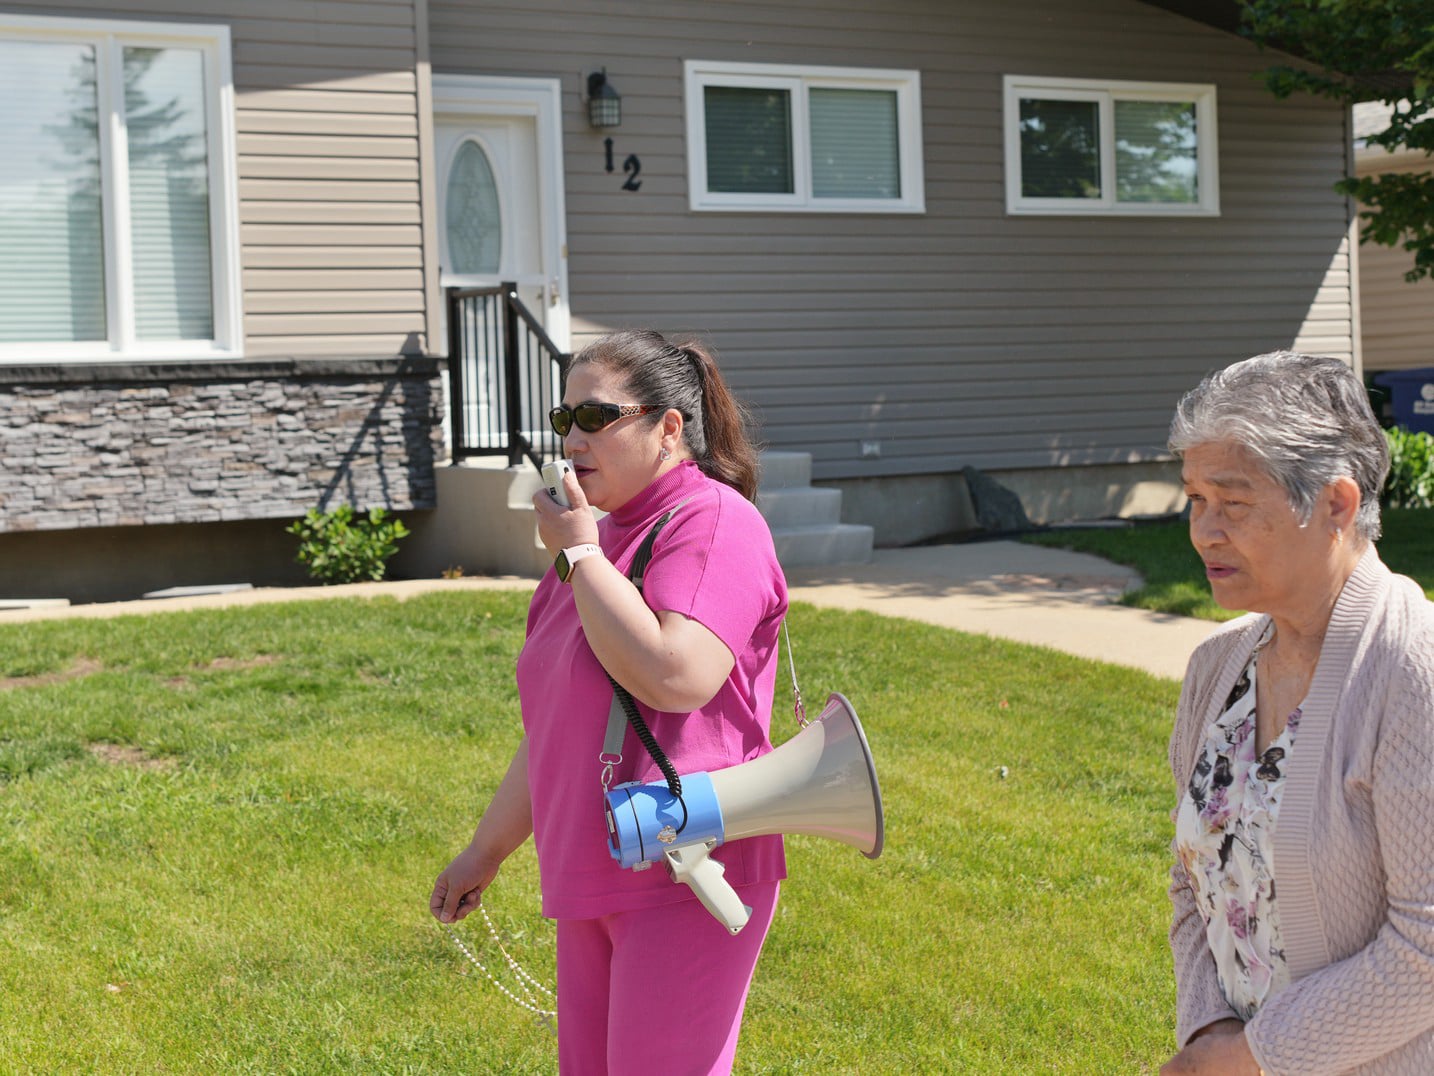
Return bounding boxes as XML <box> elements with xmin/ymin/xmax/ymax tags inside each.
<box><xmin>586</xmin><ymin>69</ymin><xmax>622</xmax><ymax>128</ymax></box>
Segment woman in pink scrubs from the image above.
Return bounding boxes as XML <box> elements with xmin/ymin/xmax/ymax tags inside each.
<box><xmin>431</xmin><ymin>329</ymin><xmax>789</xmax><ymax>1075</ymax></box>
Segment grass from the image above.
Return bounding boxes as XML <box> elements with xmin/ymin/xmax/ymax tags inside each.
<box><xmin>0</xmin><ymin>592</ymin><xmax>1181</xmax><ymax>1073</ymax></box>
<box><xmin>1022</xmin><ymin>506</ymin><xmax>1434</xmax><ymax>621</ymax></box>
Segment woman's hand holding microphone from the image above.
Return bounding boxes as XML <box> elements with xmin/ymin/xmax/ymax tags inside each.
<box><xmin>534</xmin><ymin>462</ymin><xmax>599</xmax><ymax>561</ymax></box>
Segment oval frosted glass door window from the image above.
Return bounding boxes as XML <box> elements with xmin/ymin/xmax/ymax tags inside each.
<box><xmin>446</xmin><ymin>140</ymin><xmax>501</xmax><ymax>274</ymax></box>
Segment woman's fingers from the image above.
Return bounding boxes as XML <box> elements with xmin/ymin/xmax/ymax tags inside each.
<box><xmin>430</xmin><ymin>871</ymin><xmax>476</xmax><ymax>923</ymax></box>
<box><xmin>562</xmin><ymin>468</ymin><xmax>588</xmax><ymax>509</ymax></box>
<box><xmin>450</xmin><ymin>887</ymin><xmax>483</xmax><ymax>922</ymax></box>
<box><xmin>428</xmin><ymin>877</ymin><xmax>449</xmax><ymax>919</ymax></box>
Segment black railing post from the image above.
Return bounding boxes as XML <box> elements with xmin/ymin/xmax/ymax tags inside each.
<box><xmin>445</xmin><ymin>286</ymin><xmax>466</xmax><ymax>459</ymax></box>
<box><xmin>444</xmin><ymin>281</ymin><xmax>570</xmax><ymax>472</ymax></box>
<box><xmin>501</xmin><ymin>282</ymin><xmax>523</xmax><ymax>467</ymax></box>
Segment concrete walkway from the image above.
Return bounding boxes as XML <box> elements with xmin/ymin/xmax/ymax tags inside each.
<box><xmin>0</xmin><ymin>540</ymin><xmax>1216</xmax><ymax>682</ymax></box>
<box><xmin>785</xmin><ymin>541</ymin><xmax>1214</xmax><ymax>681</ymax></box>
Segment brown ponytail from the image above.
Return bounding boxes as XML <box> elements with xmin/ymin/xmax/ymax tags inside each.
<box><xmin>678</xmin><ymin>342</ymin><xmax>760</xmax><ymax>500</ymax></box>
<box><xmin>566</xmin><ymin>329</ymin><xmax>762</xmax><ymax>500</ymax></box>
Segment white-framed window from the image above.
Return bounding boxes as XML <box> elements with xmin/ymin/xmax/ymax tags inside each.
<box><xmin>1003</xmin><ymin>75</ymin><xmax>1219</xmax><ymax>216</ymax></box>
<box><xmin>684</xmin><ymin>60</ymin><xmax>924</xmax><ymax>213</ymax></box>
<box><xmin>0</xmin><ymin>14</ymin><xmax>242</xmax><ymax>363</ymax></box>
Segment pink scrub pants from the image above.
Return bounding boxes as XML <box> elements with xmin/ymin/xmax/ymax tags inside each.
<box><xmin>555</xmin><ymin>881</ymin><xmax>780</xmax><ymax>1075</ymax></box>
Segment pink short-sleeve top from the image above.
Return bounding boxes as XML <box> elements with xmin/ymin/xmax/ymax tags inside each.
<box><xmin>516</xmin><ymin>461</ymin><xmax>789</xmax><ymax>920</ymax></box>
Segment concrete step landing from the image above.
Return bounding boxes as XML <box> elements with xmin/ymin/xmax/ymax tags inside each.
<box><xmin>398</xmin><ymin>449</ymin><xmax>873</xmax><ymax>580</ymax></box>
<box><xmin>757</xmin><ymin>451</ymin><xmax>872</xmax><ymax>569</ymax></box>
<box><xmin>770</xmin><ymin>523</ymin><xmax>875</xmax><ymax>569</ymax></box>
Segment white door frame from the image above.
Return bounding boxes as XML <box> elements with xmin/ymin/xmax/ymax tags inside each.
<box><xmin>432</xmin><ymin>74</ymin><xmax>571</xmax><ymax>350</ymax></box>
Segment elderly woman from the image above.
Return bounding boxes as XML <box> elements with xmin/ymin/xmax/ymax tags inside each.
<box><xmin>430</xmin><ymin>329</ymin><xmax>787</xmax><ymax>1075</ymax></box>
<box><xmin>1161</xmin><ymin>352</ymin><xmax>1434</xmax><ymax>1075</ymax></box>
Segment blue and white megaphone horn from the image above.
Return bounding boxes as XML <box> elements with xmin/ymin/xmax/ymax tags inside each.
<box><xmin>603</xmin><ymin>692</ymin><xmax>885</xmax><ymax>934</ymax></box>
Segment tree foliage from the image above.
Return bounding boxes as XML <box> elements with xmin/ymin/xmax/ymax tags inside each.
<box><xmin>1385</xmin><ymin>425</ymin><xmax>1434</xmax><ymax>508</ymax></box>
<box><xmin>1239</xmin><ymin>0</ymin><xmax>1434</xmax><ymax>281</ymax></box>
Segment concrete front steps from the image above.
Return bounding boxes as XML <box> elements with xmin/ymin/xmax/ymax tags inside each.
<box><xmin>395</xmin><ymin>458</ymin><xmax>554</xmax><ymax>580</ymax></box>
<box><xmin>757</xmin><ymin>451</ymin><xmax>873</xmax><ymax>568</ymax></box>
<box><xmin>396</xmin><ymin>450</ymin><xmax>872</xmax><ymax>581</ymax></box>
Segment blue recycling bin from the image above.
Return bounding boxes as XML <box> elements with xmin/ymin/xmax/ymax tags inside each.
<box><xmin>1373</xmin><ymin>367</ymin><xmax>1434</xmax><ymax>434</ymax></box>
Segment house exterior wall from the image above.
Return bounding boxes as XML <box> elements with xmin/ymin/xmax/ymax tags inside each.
<box><xmin>430</xmin><ymin>0</ymin><xmax>1355</xmax><ymax>483</ymax></box>
<box><xmin>230</xmin><ymin>1</ymin><xmax>432</xmax><ymax>359</ymax></box>
<box><xmin>1354</xmin><ymin>158</ymin><xmax>1434</xmax><ymax>373</ymax></box>
<box><xmin>0</xmin><ymin>360</ymin><xmax>438</xmax><ymax>532</ymax></box>
<box><xmin>0</xmin><ymin>517</ymin><xmax>316</xmax><ymax>603</ymax></box>
<box><xmin>0</xmin><ymin>1</ymin><xmax>441</xmax><ymax>538</ymax></box>
<box><xmin>6</xmin><ymin>0</ymin><xmax>435</xmax><ymax>356</ymax></box>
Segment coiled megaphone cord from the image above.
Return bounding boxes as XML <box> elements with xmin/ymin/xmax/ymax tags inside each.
<box><xmin>603</xmin><ymin>498</ymin><xmax>692</xmax><ymax>833</ymax></box>
<box><xmin>607</xmin><ymin>672</ymin><xmax>688</xmax><ymax>835</ymax></box>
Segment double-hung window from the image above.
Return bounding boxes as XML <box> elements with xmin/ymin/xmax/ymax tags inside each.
<box><xmin>0</xmin><ymin>15</ymin><xmax>241</xmax><ymax>362</ymax></box>
<box><xmin>1004</xmin><ymin>76</ymin><xmax>1219</xmax><ymax>216</ymax></box>
<box><xmin>685</xmin><ymin>60</ymin><xmax>924</xmax><ymax>213</ymax></box>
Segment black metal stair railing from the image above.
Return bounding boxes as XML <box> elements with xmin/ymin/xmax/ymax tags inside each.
<box><xmin>445</xmin><ymin>282</ymin><xmax>569</xmax><ymax>470</ymax></box>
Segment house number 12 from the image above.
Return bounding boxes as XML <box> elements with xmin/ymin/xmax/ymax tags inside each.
<box><xmin>604</xmin><ymin>137</ymin><xmax>642</xmax><ymax>192</ymax></box>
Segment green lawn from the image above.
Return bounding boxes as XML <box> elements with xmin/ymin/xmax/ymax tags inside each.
<box><xmin>0</xmin><ymin>593</ymin><xmax>1181</xmax><ymax>1073</ymax></box>
<box><xmin>1023</xmin><ymin>506</ymin><xmax>1433</xmax><ymax>621</ymax></box>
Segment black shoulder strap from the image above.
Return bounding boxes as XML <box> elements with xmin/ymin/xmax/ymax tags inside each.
<box><xmin>602</xmin><ymin>497</ymin><xmax>694</xmax><ymax>807</ymax></box>
<box><xmin>627</xmin><ymin>496</ymin><xmax>692</xmax><ymax>594</ymax></box>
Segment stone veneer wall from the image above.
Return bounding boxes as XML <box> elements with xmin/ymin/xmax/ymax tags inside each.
<box><xmin>0</xmin><ymin>358</ymin><xmax>442</xmax><ymax>532</ymax></box>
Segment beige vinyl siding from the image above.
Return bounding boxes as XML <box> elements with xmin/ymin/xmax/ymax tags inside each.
<box><xmin>431</xmin><ymin>0</ymin><xmax>1355</xmax><ymax>479</ymax></box>
<box><xmin>20</xmin><ymin>0</ymin><xmax>430</xmax><ymax>360</ymax></box>
<box><xmin>232</xmin><ymin>3</ymin><xmax>426</xmax><ymax>358</ymax></box>
<box><xmin>1354</xmin><ymin>159</ymin><xmax>1434</xmax><ymax>373</ymax></box>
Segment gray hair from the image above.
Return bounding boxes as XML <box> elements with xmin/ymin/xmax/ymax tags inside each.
<box><xmin>1167</xmin><ymin>351</ymin><xmax>1389</xmax><ymax>541</ymax></box>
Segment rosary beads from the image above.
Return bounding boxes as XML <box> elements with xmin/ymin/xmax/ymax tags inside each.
<box><xmin>441</xmin><ymin>906</ymin><xmax>557</xmax><ymax>1026</ymax></box>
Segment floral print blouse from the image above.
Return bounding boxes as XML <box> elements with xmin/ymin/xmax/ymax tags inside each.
<box><xmin>1174</xmin><ymin>641</ymin><xmax>1302</xmax><ymax>1021</ymax></box>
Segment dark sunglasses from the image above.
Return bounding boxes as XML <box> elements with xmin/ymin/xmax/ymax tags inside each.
<box><xmin>549</xmin><ymin>401</ymin><xmax>657</xmax><ymax>437</ymax></box>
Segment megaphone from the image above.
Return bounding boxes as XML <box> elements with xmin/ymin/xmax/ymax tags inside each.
<box><xmin>603</xmin><ymin>692</ymin><xmax>884</xmax><ymax>934</ymax></box>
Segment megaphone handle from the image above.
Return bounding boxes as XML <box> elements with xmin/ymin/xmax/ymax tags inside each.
<box><xmin>663</xmin><ymin>842</ymin><xmax>752</xmax><ymax>935</ymax></box>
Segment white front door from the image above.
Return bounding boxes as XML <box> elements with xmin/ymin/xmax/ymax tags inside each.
<box><xmin>437</xmin><ymin>116</ymin><xmax>546</xmax><ymax>314</ymax></box>
<box><xmin>433</xmin><ymin>75</ymin><xmax>568</xmax><ymax>343</ymax></box>
<box><xmin>432</xmin><ymin>76</ymin><xmax>569</xmax><ymax>456</ymax></box>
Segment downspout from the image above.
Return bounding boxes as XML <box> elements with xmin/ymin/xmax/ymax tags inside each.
<box><xmin>413</xmin><ymin>0</ymin><xmax>442</xmax><ymax>361</ymax></box>
<box><xmin>1345</xmin><ymin>101</ymin><xmax>1365</xmax><ymax>379</ymax></box>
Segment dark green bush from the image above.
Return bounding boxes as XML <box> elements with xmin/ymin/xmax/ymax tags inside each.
<box><xmin>1385</xmin><ymin>426</ymin><xmax>1434</xmax><ymax>509</ymax></box>
<box><xmin>286</xmin><ymin>505</ymin><xmax>411</xmax><ymax>584</ymax></box>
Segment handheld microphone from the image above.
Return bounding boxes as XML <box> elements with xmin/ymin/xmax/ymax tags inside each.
<box><xmin>541</xmin><ymin>459</ymin><xmax>575</xmax><ymax>508</ymax></box>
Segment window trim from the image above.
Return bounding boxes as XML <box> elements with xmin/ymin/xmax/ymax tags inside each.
<box><xmin>684</xmin><ymin>60</ymin><xmax>925</xmax><ymax>214</ymax></box>
<box><xmin>0</xmin><ymin>13</ymin><xmax>243</xmax><ymax>364</ymax></box>
<box><xmin>1003</xmin><ymin>75</ymin><xmax>1219</xmax><ymax>217</ymax></box>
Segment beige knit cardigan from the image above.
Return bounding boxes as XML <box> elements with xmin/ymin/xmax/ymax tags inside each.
<box><xmin>1168</xmin><ymin>546</ymin><xmax>1434</xmax><ymax>1075</ymax></box>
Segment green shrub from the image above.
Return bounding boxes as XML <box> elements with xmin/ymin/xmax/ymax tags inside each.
<box><xmin>1385</xmin><ymin>426</ymin><xmax>1434</xmax><ymax>509</ymax></box>
<box><xmin>285</xmin><ymin>505</ymin><xmax>410</xmax><ymax>584</ymax></box>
